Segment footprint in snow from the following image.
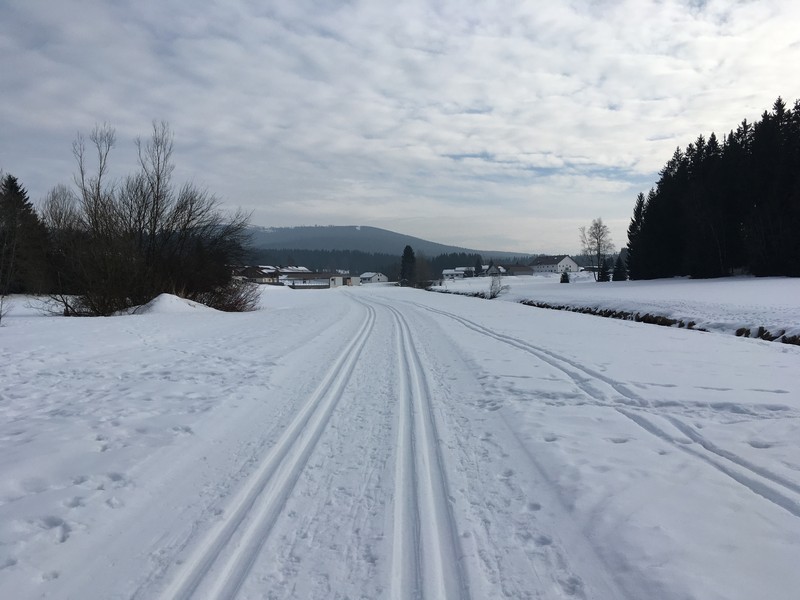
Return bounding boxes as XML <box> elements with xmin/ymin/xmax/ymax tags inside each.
<box><xmin>38</xmin><ymin>516</ymin><xmax>70</xmax><ymax>543</ymax></box>
<box><xmin>558</xmin><ymin>575</ymin><xmax>586</xmax><ymax>597</ymax></box>
<box><xmin>107</xmin><ymin>472</ymin><xmax>128</xmax><ymax>487</ymax></box>
<box><xmin>748</xmin><ymin>440</ymin><xmax>773</xmax><ymax>449</ymax></box>
<box><xmin>543</xmin><ymin>434</ymin><xmax>558</xmax><ymax>442</ymax></box>
<box><xmin>63</xmin><ymin>496</ymin><xmax>84</xmax><ymax>509</ymax></box>
<box><xmin>106</xmin><ymin>497</ymin><xmax>124</xmax><ymax>509</ymax></box>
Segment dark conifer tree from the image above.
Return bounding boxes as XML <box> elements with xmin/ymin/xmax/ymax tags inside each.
<box><xmin>612</xmin><ymin>255</ymin><xmax>627</xmax><ymax>281</ymax></box>
<box><xmin>597</xmin><ymin>258</ymin><xmax>611</xmax><ymax>282</ymax></box>
<box><xmin>0</xmin><ymin>175</ymin><xmax>50</xmax><ymax>294</ymax></box>
<box><xmin>627</xmin><ymin>96</ymin><xmax>800</xmax><ymax>279</ymax></box>
<box><xmin>626</xmin><ymin>192</ymin><xmax>646</xmax><ymax>279</ymax></box>
<box><xmin>474</xmin><ymin>256</ymin><xmax>484</xmax><ymax>277</ymax></box>
<box><xmin>399</xmin><ymin>245</ymin><xmax>416</xmax><ymax>286</ymax></box>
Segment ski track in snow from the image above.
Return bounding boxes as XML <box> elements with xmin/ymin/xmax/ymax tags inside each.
<box><xmin>367</xmin><ymin>295</ymin><xmax>627</xmax><ymax>600</ymax></box>
<box><xmin>405</xmin><ymin>299</ymin><xmax>800</xmax><ymax>523</ymax></box>
<box><xmin>158</xmin><ymin>304</ymin><xmax>377</xmax><ymax>599</ymax></box>
<box><xmin>2</xmin><ymin>287</ymin><xmax>799</xmax><ymax>599</ymax></box>
<box><xmin>381</xmin><ymin>300</ymin><xmax>470</xmax><ymax>600</ymax></box>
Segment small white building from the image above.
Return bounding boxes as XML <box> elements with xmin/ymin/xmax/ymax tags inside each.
<box><xmin>442</xmin><ymin>269</ymin><xmax>464</xmax><ymax>280</ymax></box>
<box><xmin>360</xmin><ymin>272</ymin><xmax>389</xmax><ymax>284</ymax></box>
<box><xmin>530</xmin><ymin>255</ymin><xmax>579</xmax><ymax>273</ymax></box>
<box><xmin>283</xmin><ymin>272</ymin><xmax>350</xmax><ymax>289</ymax></box>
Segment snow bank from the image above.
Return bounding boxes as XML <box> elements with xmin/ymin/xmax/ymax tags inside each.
<box><xmin>135</xmin><ymin>293</ymin><xmax>217</xmax><ymax>315</ymax></box>
<box><xmin>434</xmin><ymin>275</ymin><xmax>800</xmax><ymax>340</ymax></box>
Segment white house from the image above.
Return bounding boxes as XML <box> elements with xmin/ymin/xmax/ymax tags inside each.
<box><xmin>530</xmin><ymin>255</ymin><xmax>579</xmax><ymax>273</ymax></box>
<box><xmin>283</xmin><ymin>272</ymin><xmax>350</xmax><ymax>289</ymax></box>
<box><xmin>442</xmin><ymin>269</ymin><xmax>464</xmax><ymax>280</ymax></box>
<box><xmin>485</xmin><ymin>264</ymin><xmax>507</xmax><ymax>276</ymax></box>
<box><xmin>360</xmin><ymin>272</ymin><xmax>388</xmax><ymax>284</ymax></box>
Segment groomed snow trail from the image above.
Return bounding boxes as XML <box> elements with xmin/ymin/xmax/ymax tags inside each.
<box><xmin>383</xmin><ymin>300</ymin><xmax>469</xmax><ymax>600</ymax></box>
<box><xmin>159</xmin><ymin>303</ymin><xmax>377</xmax><ymax>599</ymax></box>
<box><xmin>2</xmin><ymin>285</ymin><xmax>799</xmax><ymax>599</ymax></box>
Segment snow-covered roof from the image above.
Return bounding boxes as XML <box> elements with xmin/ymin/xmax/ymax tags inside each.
<box><xmin>530</xmin><ymin>255</ymin><xmax>571</xmax><ymax>266</ymax></box>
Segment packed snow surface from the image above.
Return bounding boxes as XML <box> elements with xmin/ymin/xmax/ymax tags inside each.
<box><xmin>1</xmin><ymin>284</ymin><xmax>799</xmax><ymax>599</ymax></box>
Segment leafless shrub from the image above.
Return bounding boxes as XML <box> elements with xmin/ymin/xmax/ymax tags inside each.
<box><xmin>487</xmin><ymin>274</ymin><xmax>509</xmax><ymax>299</ymax></box>
<box><xmin>47</xmin><ymin>122</ymin><xmax>252</xmax><ymax>315</ymax></box>
<box><xmin>194</xmin><ymin>280</ymin><xmax>261</xmax><ymax>312</ymax></box>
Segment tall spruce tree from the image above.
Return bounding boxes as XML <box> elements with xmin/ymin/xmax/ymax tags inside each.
<box><xmin>597</xmin><ymin>258</ymin><xmax>611</xmax><ymax>282</ymax></box>
<box><xmin>612</xmin><ymin>255</ymin><xmax>627</xmax><ymax>281</ymax></box>
<box><xmin>626</xmin><ymin>192</ymin><xmax>646</xmax><ymax>279</ymax></box>
<box><xmin>0</xmin><ymin>174</ymin><xmax>50</xmax><ymax>294</ymax></box>
<box><xmin>399</xmin><ymin>245</ymin><xmax>416</xmax><ymax>286</ymax></box>
<box><xmin>474</xmin><ymin>256</ymin><xmax>484</xmax><ymax>277</ymax></box>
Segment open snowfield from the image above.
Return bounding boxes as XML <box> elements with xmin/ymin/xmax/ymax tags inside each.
<box><xmin>434</xmin><ymin>274</ymin><xmax>800</xmax><ymax>340</ymax></box>
<box><xmin>1</xmin><ymin>284</ymin><xmax>799</xmax><ymax>599</ymax></box>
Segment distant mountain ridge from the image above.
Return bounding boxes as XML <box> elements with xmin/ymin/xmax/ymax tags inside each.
<box><xmin>246</xmin><ymin>225</ymin><xmax>529</xmax><ymax>261</ymax></box>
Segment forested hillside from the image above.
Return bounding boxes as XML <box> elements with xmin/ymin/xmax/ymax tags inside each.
<box><xmin>627</xmin><ymin>97</ymin><xmax>800</xmax><ymax>279</ymax></box>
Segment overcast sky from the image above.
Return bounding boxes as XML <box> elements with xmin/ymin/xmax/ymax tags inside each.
<box><xmin>2</xmin><ymin>1</ymin><xmax>800</xmax><ymax>253</ymax></box>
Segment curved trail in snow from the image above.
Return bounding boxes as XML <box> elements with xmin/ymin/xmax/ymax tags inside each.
<box><xmin>406</xmin><ymin>298</ymin><xmax>800</xmax><ymax>521</ymax></box>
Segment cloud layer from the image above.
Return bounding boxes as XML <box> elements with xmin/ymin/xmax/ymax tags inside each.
<box><xmin>2</xmin><ymin>0</ymin><xmax>799</xmax><ymax>252</ymax></box>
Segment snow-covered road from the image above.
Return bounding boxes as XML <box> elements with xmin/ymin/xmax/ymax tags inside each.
<box><xmin>1</xmin><ymin>286</ymin><xmax>799</xmax><ymax>599</ymax></box>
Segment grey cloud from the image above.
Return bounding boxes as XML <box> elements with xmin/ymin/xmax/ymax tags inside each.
<box><xmin>2</xmin><ymin>0</ymin><xmax>800</xmax><ymax>253</ymax></box>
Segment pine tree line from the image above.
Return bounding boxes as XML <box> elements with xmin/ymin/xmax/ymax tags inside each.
<box><xmin>0</xmin><ymin>174</ymin><xmax>50</xmax><ymax>296</ymax></box>
<box><xmin>627</xmin><ymin>97</ymin><xmax>800</xmax><ymax>279</ymax></box>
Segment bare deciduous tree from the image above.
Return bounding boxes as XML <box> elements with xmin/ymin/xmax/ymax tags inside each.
<box><xmin>48</xmin><ymin>122</ymin><xmax>256</xmax><ymax>315</ymax></box>
<box><xmin>579</xmin><ymin>218</ymin><xmax>614</xmax><ymax>282</ymax></box>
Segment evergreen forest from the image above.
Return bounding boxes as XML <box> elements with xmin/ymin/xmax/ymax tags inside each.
<box><xmin>627</xmin><ymin>97</ymin><xmax>800</xmax><ymax>279</ymax></box>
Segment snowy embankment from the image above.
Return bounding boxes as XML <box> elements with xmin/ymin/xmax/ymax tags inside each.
<box><xmin>433</xmin><ymin>274</ymin><xmax>800</xmax><ymax>342</ymax></box>
<box><xmin>1</xmin><ymin>286</ymin><xmax>799</xmax><ymax>599</ymax></box>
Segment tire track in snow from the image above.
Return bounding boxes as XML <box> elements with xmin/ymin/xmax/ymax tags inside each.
<box><xmin>384</xmin><ymin>302</ymin><xmax>470</xmax><ymax>600</ymax></box>
<box><xmin>158</xmin><ymin>303</ymin><xmax>377</xmax><ymax>600</ymax></box>
<box><xmin>410</xmin><ymin>300</ymin><xmax>800</xmax><ymax>521</ymax></box>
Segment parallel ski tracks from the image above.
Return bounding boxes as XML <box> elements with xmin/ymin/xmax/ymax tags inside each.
<box><xmin>410</xmin><ymin>300</ymin><xmax>800</xmax><ymax>521</ymax></box>
<box><xmin>158</xmin><ymin>303</ymin><xmax>377</xmax><ymax>600</ymax></box>
<box><xmin>380</xmin><ymin>301</ymin><xmax>470</xmax><ymax>600</ymax></box>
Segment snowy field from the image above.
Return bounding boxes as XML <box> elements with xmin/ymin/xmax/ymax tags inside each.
<box><xmin>433</xmin><ymin>274</ymin><xmax>800</xmax><ymax>340</ymax></box>
<box><xmin>1</xmin><ymin>284</ymin><xmax>799</xmax><ymax>599</ymax></box>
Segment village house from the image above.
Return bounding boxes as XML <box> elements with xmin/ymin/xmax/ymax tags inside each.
<box><xmin>282</xmin><ymin>272</ymin><xmax>355</xmax><ymax>289</ymax></box>
<box><xmin>237</xmin><ymin>265</ymin><xmax>281</xmax><ymax>284</ymax></box>
<box><xmin>530</xmin><ymin>255</ymin><xmax>579</xmax><ymax>273</ymax></box>
<box><xmin>360</xmin><ymin>272</ymin><xmax>389</xmax><ymax>284</ymax></box>
<box><xmin>442</xmin><ymin>266</ymin><xmax>488</xmax><ymax>280</ymax></box>
<box><xmin>237</xmin><ymin>265</ymin><xmax>355</xmax><ymax>288</ymax></box>
<box><xmin>486</xmin><ymin>264</ymin><xmax>533</xmax><ymax>276</ymax></box>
